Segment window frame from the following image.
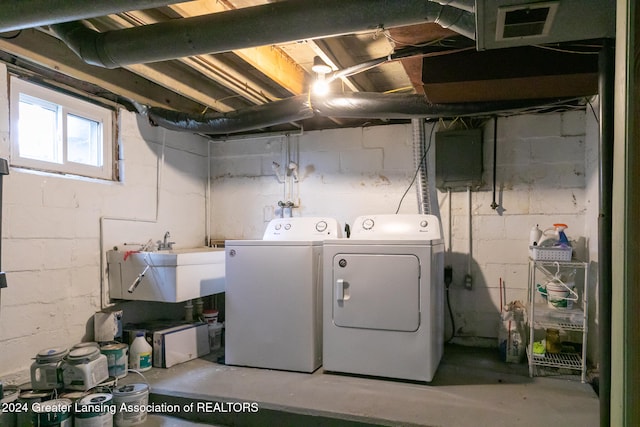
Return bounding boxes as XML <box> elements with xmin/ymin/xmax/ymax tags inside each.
<box><xmin>9</xmin><ymin>76</ymin><xmax>116</xmax><ymax>180</ymax></box>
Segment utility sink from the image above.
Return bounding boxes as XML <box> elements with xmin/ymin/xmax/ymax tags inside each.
<box><xmin>107</xmin><ymin>247</ymin><xmax>225</xmax><ymax>303</ymax></box>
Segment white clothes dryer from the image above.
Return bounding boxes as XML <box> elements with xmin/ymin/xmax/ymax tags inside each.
<box><xmin>225</xmin><ymin>217</ymin><xmax>341</xmax><ymax>372</ymax></box>
<box><xmin>322</xmin><ymin>214</ymin><xmax>444</xmax><ymax>382</ymax></box>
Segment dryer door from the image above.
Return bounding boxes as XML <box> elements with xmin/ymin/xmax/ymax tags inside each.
<box><xmin>332</xmin><ymin>253</ymin><xmax>420</xmax><ymax>332</ymax></box>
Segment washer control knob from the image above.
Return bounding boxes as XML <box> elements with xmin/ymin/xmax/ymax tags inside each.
<box><xmin>362</xmin><ymin>218</ymin><xmax>375</xmax><ymax>230</ymax></box>
<box><xmin>284</xmin><ymin>223</ymin><xmax>291</xmax><ymax>230</ymax></box>
<box><xmin>275</xmin><ymin>224</ymin><xmax>282</xmax><ymax>230</ymax></box>
<box><xmin>316</xmin><ymin>220</ymin><xmax>328</xmax><ymax>232</ymax></box>
<box><xmin>420</xmin><ymin>220</ymin><xmax>429</xmax><ymax>228</ymax></box>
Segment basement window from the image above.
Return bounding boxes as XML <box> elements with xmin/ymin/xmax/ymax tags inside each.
<box><xmin>9</xmin><ymin>76</ymin><xmax>116</xmax><ymax>180</ymax></box>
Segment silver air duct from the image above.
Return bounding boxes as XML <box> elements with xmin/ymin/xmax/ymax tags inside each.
<box><xmin>141</xmin><ymin>92</ymin><xmax>572</xmax><ymax>135</ymax></box>
<box><xmin>143</xmin><ymin>95</ymin><xmax>314</xmax><ymax>134</ymax></box>
<box><xmin>0</xmin><ymin>1</ymin><xmax>184</xmax><ymax>33</ymax></box>
<box><xmin>51</xmin><ymin>0</ymin><xmax>476</xmax><ymax>69</ymax></box>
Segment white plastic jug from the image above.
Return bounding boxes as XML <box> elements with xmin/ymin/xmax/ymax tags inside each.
<box><xmin>537</xmin><ymin>223</ymin><xmax>569</xmax><ymax>247</ymax></box>
<box><xmin>129</xmin><ymin>332</ymin><xmax>152</xmax><ymax>372</ymax></box>
<box><xmin>530</xmin><ymin>224</ymin><xmax>542</xmax><ymax>246</ymax></box>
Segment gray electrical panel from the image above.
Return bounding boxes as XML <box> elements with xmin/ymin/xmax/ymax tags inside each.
<box><xmin>435</xmin><ymin>128</ymin><xmax>483</xmax><ymax>190</ymax></box>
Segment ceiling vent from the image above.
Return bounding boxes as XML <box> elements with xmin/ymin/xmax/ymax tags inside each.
<box><xmin>495</xmin><ymin>2</ymin><xmax>558</xmax><ymax>40</ymax></box>
<box><xmin>476</xmin><ymin>0</ymin><xmax>615</xmax><ymax>50</ymax></box>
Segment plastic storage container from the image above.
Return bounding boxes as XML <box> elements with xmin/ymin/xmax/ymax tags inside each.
<box><xmin>129</xmin><ymin>332</ymin><xmax>152</xmax><ymax>372</ymax></box>
<box><xmin>62</xmin><ymin>347</ymin><xmax>109</xmax><ymax>391</ymax></box>
<box><xmin>30</xmin><ymin>347</ymin><xmax>69</xmax><ymax>390</ymax></box>
<box><xmin>203</xmin><ymin>309</ymin><xmax>219</xmax><ymax>324</ymax></box>
<box><xmin>208</xmin><ymin>322</ymin><xmax>223</xmax><ymax>351</ymax></box>
<box><xmin>113</xmin><ymin>383</ymin><xmax>149</xmax><ymax>426</ymax></box>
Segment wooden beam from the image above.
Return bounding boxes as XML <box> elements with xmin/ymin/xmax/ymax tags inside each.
<box><xmin>100</xmin><ymin>12</ymin><xmax>285</xmax><ymax>106</ymax></box>
<box><xmin>167</xmin><ymin>0</ymin><xmax>308</xmax><ymax>95</ymax></box>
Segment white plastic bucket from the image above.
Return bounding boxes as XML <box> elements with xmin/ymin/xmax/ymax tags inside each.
<box><xmin>546</xmin><ymin>280</ymin><xmax>577</xmax><ymax>309</ymax></box>
<box><xmin>74</xmin><ymin>393</ymin><xmax>114</xmax><ymax>427</ymax></box>
<box><xmin>32</xmin><ymin>398</ymin><xmax>73</xmax><ymax>427</ymax></box>
<box><xmin>203</xmin><ymin>309</ymin><xmax>219</xmax><ymax>324</ymax></box>
<box><xmin>100</xmin><ymin>343</ymin><xmax>129</xmax><ymax>379</ymax></box>
<box><xmin>30</xmin><ymin>347</ymin><xmax>68</xmax><ymax>390</ymax></box>
<box><xmin>16</xmin><ymin>390</ymin><xmax>52</xmax><ymax>427</ymax></box>
<box><xmin>112</xmin><ymin>383</ymin><xmax>149</xmax><ymax>426</ymax></box>
<box><xmin>63</xmin><ymin>347</ymin><xmax>110</xmax><ymax>391</ymax></box>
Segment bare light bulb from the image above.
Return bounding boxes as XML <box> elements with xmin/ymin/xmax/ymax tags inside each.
<box><xmin>312</xmin><ymin>78</ymin><xmax>329</xmax><ymax>96</ymax></box>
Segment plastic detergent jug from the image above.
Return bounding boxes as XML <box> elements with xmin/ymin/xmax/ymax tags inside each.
<box><xmin>129</xmin><ymin>332</ymin><xmax>152</xmax><ymax>372</ymax></box>
<box><xmin>537</xmin><ymin>224</ymin><xmax>570</xmax><ymax>247</ymax></box>
<box><xmin>529</xmin><ymin>225</ymin><xmax>542</xmax><ymax>246</ymax></box>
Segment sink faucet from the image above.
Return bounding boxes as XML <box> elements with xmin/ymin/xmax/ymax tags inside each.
<box><xmin>158</xmin><ymin>231</ymin><xmax>175</xmax><ymax>250</ymax></box>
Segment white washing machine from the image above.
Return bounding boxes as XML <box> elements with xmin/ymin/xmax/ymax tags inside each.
<box><xmin>322</xmin><ymin>214</ymin><xmax>444</xmax><ymax>382</ymax></box>
<box><xmin>225</xmin><ymin>217</ymin><xmax>341</xmax><ymax>372</ymax></box>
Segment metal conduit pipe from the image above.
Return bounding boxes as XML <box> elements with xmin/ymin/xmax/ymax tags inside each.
<box><xmin>141</xmin><ymin>92</ymin><xmax>575</xmax><ymax>135</ymax></box>
<box><xmin>0</xmin><ymin>1</ymin><xmax>183</xmax><ymax>33</ymax></box>
<box><xmin>50</xmin><ymin>0</ymin><xmax>475</xmax><ymax>69</ymax></box>
<box><xmin>431</xmin><ymin>3</ymin><xmax>476</xmax><ymax>40</ymax></box>
<box><xmin>412</xmin><ymin>118</ymin><xmax>430</xmax><ymax>215</ymax></box>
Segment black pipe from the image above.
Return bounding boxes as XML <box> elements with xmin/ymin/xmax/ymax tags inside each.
<box><xmin>51</xmin><ymin>0</ymin><xmax>475</xmax><ymax>69</ymax></box>
<box><xmin>490</xmin><ymin>116</ymin><xmax>498</xmax><ymax>210</ymax></box>
<box><xmin>598</xmin><ymin>38</ymin><xmax>614</xmax><ymax>427</ymax></box>
<box><xmin>0</xmin><ymin>158</ymin><xmax>9</xmax><ymax>289</ymax></box>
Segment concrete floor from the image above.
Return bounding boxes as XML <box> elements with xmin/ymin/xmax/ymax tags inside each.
<box><xmin>140</xmin><ymin>344</ymin><xmax>599</xmax><ymax>427</ymax></box>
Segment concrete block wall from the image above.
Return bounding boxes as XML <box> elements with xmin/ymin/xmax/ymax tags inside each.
<box><xmin>0</xmin><ymin>65</ymin><xmax>210</xmax><ymax>379</ymax></box>
<box><xmin>210</xmin><ymin>108</ymin><xmax>598</xmax><ymax>355</ymax></box>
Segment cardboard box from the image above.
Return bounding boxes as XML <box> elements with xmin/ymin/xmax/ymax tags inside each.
<box><xmin>152</xmin><ymin>323</ymin><xmax>210</xmax><ymax>368</ymax></box>
<box><xmin>94</xmin><ymin>310</ymin><xmax>123</xmax><ymax>342</ymax></box>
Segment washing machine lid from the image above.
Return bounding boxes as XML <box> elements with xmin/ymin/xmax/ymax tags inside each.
<box><xmin>262</xmin><ymin>217</ymin><xmax>341</xmax><ymax>241</ymax></box>
<box><xmin>225</xmin><ymin>239</ymin><xmax>321</xmax><ymax>246</ymax></box>
<box><xmin>349</xmin><ymin>214</ymin><xmax>442</xmax><ymax>241</ymax></box>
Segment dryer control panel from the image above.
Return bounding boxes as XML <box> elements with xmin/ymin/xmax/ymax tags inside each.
<box><xmin>263</xmin><ymin>217</ymin><xmax>342</xmax><ymax>241</ymax></box>
<box><xmin>351</xmin><ymin>214</ymin><xmax>441</xmax><ymax>240</ymax></box>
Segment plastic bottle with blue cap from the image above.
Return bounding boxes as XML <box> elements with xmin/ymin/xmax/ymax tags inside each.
<box><xmin>129</xmin><ymin>332</ymin><xmax>152</xmax><ymax>372</ymax></box>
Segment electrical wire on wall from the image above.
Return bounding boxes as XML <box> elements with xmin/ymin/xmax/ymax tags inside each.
<box><xmin>395</xmin><ymin>122</ymin><xmax>436</xmax><ymax>214</ymax></box>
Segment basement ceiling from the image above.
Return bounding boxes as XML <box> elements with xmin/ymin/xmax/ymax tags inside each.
<box><xmin>0</xmin><ymin>0</ymin><xmax>616</xmax><ymax>137</ymax></box>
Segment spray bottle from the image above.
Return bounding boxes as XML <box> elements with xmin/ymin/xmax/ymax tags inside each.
<box><xmin>537</xmin><ymin>224</ymin><xmax>570</xmax><ymax>247</ymax></box>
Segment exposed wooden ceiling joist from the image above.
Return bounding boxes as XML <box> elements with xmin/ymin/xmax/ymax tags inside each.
<box><xmin>91</xmin><ymin>14</ymin><xmax>250</xmax><ymax>112</ymax></box>
<box><xmin>167</xmin><ymin>0</ymin><xmax>308</xmax><ymax>96</ymax></box>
